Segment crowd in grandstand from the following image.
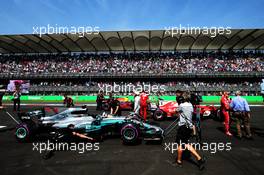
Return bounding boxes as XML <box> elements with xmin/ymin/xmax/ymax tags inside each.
<box><xmin>0</xmin><ymin>52</ymin><xmax>263</xmax><ymax>74</ymax></box>
<box><xmin>32</xmin><ymin>80</ymin><xmax>260</xmax><ymax>88</ymax></box>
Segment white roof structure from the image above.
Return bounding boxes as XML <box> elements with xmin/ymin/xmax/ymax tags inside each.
<box><xmin>0</xmin><ymin>29</ymin><xmax>264</xmax><ymax>54</ymax></box>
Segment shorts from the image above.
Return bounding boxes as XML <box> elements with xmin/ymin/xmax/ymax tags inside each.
<box><xmin>176</xmin><ymin>125</ymin><xmax>192</xmax><ymax>144</ymax></box>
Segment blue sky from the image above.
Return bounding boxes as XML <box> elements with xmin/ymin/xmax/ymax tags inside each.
<box><xmin>0</xmin><ymin>0</ymin><xmax>263</xmax><ymax>34</ymax></box>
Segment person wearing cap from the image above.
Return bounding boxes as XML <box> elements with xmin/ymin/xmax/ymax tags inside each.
<box><xmin>133</xmin><ymin>91</ymin><xmax>140</xmax><ymax>115</ymax></box>
<box><xmin>230</xmin><ymin>91</ymin><xmax>252</xmax><ymax>139</ymax></box>
<box><xmin>220</xmin><ymin>91</ymin><xmax>232</xmax><ymax>136</ymax></box>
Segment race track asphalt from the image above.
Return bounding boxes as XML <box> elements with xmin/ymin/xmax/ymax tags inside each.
<box><xmin>0</xmin><ymin>105</ymin><xmax>264</xmax><ymax>175</ymax></box>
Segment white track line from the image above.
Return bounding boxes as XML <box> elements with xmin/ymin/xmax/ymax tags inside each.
<box><xmin>0</xmin><ymin>126</ymin><xmax>7</xmax><ymax>129</ymax></box>
<box><xmin>6</xmin><ymin>112</ymin><xmax>19</xmax><ymax>124</ymax></box>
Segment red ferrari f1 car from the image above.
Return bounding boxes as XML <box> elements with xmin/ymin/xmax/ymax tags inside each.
<box><xmin>149</xmin><ymin>99</ymin><xmax>218</xmax><ymax>120</ymax></box>
<box><xmin>102</xmin><ymin>97</ymin><xmax>134</xmax><ymax>111</ymax></box>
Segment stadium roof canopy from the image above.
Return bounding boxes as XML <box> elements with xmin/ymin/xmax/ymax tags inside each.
<box><xmin>0</xmin><ymin>29</ymin><xmax>264</xmax><ymax>54</ymax></box>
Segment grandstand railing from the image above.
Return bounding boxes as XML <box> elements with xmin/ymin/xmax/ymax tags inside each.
<box><xmin>0</xmin><ymin>72</ymin><xmax>264</xmax><ymax>79</ymax></box>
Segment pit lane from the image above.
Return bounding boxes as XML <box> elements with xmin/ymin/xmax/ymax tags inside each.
<box><xmin>0</xmin><ymin>105</ymin><xmax>264</xmax><ymax>175</ymax></box>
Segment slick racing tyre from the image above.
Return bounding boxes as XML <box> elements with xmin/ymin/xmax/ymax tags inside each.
<box><xmin>212</xmin><ymin>109</ymin><xmax>222</xmax><ymax>121</ymax></box>
<box><xmin>153</xmin><ymin>109</ymin><xmax>165</xmax><ymax>121</ymax></box>
<box><xmin>121</xmin><ymin>123</ymin><xmax>140</xmax><ymax>144</ymax></box>
<box><xmin>15</xmin><ymin>123</ymin><xmax>31</xmax><ymax>142</ymax></box>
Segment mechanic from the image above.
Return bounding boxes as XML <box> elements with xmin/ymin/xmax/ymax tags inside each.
<box><xmin>134</xmin><ymin>91</ymin><xmax>140</xmax><ymax>115</ymax></box>
<box><xmin>230</xmin><ymin>91</ymin><xmax>252</xmax><ymax>139</ymax></box>
<box><xmin>140</xmin><ymin>90</ymin><xmax>149</xmax><ymax>121</ymax></box>
<box><xmin>176</xmin><ymin>90</ymin><xmax>184</xmax><ymax>105</ymax></box>
<box><xmin>13</xmin><ymin>89</ymin><xmax>21</xmax><ymax>111</ymax></box>
<box><xmin>63</xmin><ymin>95</ymin><xmax>74</xmax><ymax>107</ymax></box>
<box><xmin>220</xmin><ymin>91</ymin><xmax>232</xmax><ymax>136</ymax></box>
<box><xmin>110</xmin><ymin>97</ymin><xmax>121</xmax><ymax>116</ymax></box>
<box><xmin>96</xmin><ymin>91</ymin><xmax>104</xmax><ymax>110</ymax></box>
<box><xmin>175</xmin><ymin>92</ymin><xmax>206</xmax><ymax>170</ymax></box>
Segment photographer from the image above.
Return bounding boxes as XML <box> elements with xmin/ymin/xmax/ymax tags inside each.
<box><xmin>175</xmin><ymin>92</ymin><xmax>205</xmax><ymax>170</ymax></box>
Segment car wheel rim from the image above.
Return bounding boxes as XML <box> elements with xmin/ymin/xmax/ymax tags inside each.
<box><xmin>124</xmin><ymin>128</ymin><xmax>136</xmax><ymax>140</ymax></box>
<box><xmin>16</xmin><ymin>128</ymin><xmax>27</xmax><ymax>139</ymax></box>
<box><xmin>155</xmin><ymin>112</ymin><xmax>163</xmax><ymax>119</ymax></box>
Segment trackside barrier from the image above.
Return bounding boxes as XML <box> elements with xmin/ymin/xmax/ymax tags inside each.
<box><xmin>2</xmin><ymin>96</ymin><xmax>263</xmax><ymax>104</ymax></box>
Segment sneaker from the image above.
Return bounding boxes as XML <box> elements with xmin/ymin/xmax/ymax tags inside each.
<box><xmin>197</xmin><ymin>157</ymin><xmax>206</xmax><ymax>170</ymax></box>
<box><xmin>176</xmin><ymin>160</ymin><xmax>182</xmax><ymax>168</ymax></box>
<box><xmin>226</xmin><ymin>132</ymin><xmax>233</xmax><ymax>136</ymax></box>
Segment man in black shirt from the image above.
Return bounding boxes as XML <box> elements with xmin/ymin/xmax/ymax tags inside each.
<box><xmin>96</xmin><ymin>92</ymin><xmax>104</xmax><ymax>110</ymax></box>
<box><xmin>110</xmin><ymin>98</ymin><xmax>121</xmax><ymax>116</ymax></box>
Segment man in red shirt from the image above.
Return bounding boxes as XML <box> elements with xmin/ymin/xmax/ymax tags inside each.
<box><xmin>220</xmin><ymin>91</ymin><xmax>232</xmax><ymax>136</ymax></box>
<box><xmin>140</xmin><ymin>90</ymin><xmax>149</xmax><ymax>121</ymax></box>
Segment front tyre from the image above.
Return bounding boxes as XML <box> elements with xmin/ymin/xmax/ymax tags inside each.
<box><xmin>15</xmin><ymin>123</ymin><xmax>31</xmax><ymax>142</ymax></box>
<box><xmin>121</xmin><ymin>123</ymin><xmax>140</xmax><ymax>145</ymax></box>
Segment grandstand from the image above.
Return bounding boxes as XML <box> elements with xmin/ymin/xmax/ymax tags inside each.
<box><xmin>0</xmin><ymin>29</ymin><xmax>264</xmax><ymax>96</ymax></box>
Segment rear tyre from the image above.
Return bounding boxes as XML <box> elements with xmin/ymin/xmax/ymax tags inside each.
<box><xmin>212</xmin><ymin>109</ymin><xmax>222</xmax><ymax>121</ymax></box>
<box><xmin>153</xmin><ymin>109</ymin><xmax>165</xmax><ymax>121</ymax></box>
